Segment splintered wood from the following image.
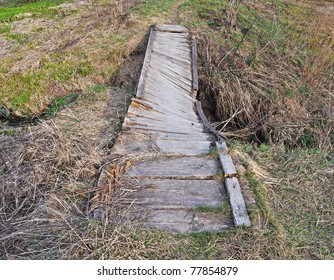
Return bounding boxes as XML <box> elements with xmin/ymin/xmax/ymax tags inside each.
<box><xmin>97</xmin><ymin>24</ymin><xmax>250</xmax><ymax>232</ymax></box>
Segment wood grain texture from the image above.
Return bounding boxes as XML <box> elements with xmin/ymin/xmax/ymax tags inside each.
<box><xmin>192</xmin><ymin>42</ymin><xmax>199</xmax><ymax>91</ymax></box>
<box><xmin>136</xmin><ymin>28</ymin><xmax>155</xmax><ymax>99</ymax></box>
<box><xmin>225</xmin><ymin>177</ymin><xmax>251</xmax><ymax>227</ymax></box>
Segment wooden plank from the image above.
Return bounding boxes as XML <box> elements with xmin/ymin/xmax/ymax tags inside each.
<box><xmin>128</xmin><ymin>109</ymin><xmax>203</xmax><ymax>129</ymax></box>
<box><xmin>113</xmin><ymin>139</ymin><xmax>211</xmax><ymax>156</ymax></box>
<box><xmin>123</xmin><ymin>122</ymin><xmax>205</xmax><ymax>136</ymax></box>
<box><xmin>191</xmin><ymin>41</ymin><xmax>199</xmax><ymax>91</ymax></box>
<box><xmin>154</xmin><ymin>24</ymin><xmax>189</xmax><ymax>33</ymax></box>
<box><xmin>149</xmin><ymin>55</ymin><xmax>192</xmax><ymax>80</ymax></box>
<box><xmin>215</xmin><ymin>141</ymin><xmax>229</xmax><ymax>153</ymax></box>
<box><xmin>155</xmin><ymin>139</ymin><xmax>211</xmax><ymax>155</ymax></box>
<box><xmin>123</xmin><ymin>179</ymin><xmax>225</xmax><ymax>209</ymax></box>
<box><xmin>195</xmin><ymin>100</ymin><xmax>227</xmax><ymax>141</ymax></box>
<box><xmin>216</xmin><ymin>141</ymin><xmax>237</xmax><ymax>177</ymax></box>
<box><xmin>145</xmin><ymin>72</ymin><xmax>193</xmax><ymax>94</ymax></box>
<box><xmin>124</xmin><ymin>115</ymin><xmax>204</xmax><ymax>132</ymax></box>
<box><xmin>225</xmin><ymin>177</ymin><xmax>251</xmax><ymax>227</ymax></box>
<box><xmin>149</xmin><ymin>60</ymin><xmax>192</xmax><ymax>84</ymax></box>
<box><xmin>136</xmin><ymin>28</ymin><xmax>155</xmax><ymax>99</ymax></box>
<box><xmin>128</xmin><ymin>98</ymin><xmax>200</xmax><ymax>121</ymax></box>
<box><xmin>128</xmin><ymin>105</ymin><xmax>200</xmax><ymax>124</ymax></box>
<box><xmin>218</xmin><ymin>154</ymin><xmax>237</xmax><ymax>178</ymax></box>
<box><xmin>152</xmin><ymin>46</ymin><xmax>190</xmax><ymax>60</ymax></box>
<box><xmin>137</xmin><ymin>90</ymin><xmax>195</xmax><ymax>116</ymax></box>
<box><xmin>143</xmin><ymin>209</ymin><xmax>230</xmax><ymax>233</ymax></box>
<box><xmin>122</xmin><ymin>129</ymin><xmax>211</xmax><ymax>141</ymax></box>
<box><xmin>146</xmin><ymin>70</ymin><xmax>192</xmax><ymax>93</ymax></box>
<box><xmin>151</xmin><ymin>50</ymin><xmax>191</xmax><ymax>68</ymax></box>
<box><xmin>131</xmin><ymin>97</ymin><xmax>153</xmax><ymax>110</ymax></box>
<box><xmin>127</xmin><ymin>156</ymin><xmax>219</xmax><ymax>179</ymax></box>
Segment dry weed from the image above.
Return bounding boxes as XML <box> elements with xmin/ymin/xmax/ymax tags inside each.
<box><xmin>0</xmin><ymin>85</ymin><xmax>134</xmax><ymax>259</ymax></box>
<box><xmin>194</xmin><ymin>0</ymin><xmax>333</xmax><ymax>150</ymax></box>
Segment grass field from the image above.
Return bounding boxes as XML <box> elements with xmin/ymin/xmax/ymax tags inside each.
<box><xmin>0</xmin><ymin>0</ymin><xmax>333</xmax><ymax>260</ymax></box>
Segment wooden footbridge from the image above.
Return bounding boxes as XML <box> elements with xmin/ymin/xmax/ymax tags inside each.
<box><xmin>96</xmin><ymin>24</ymin><xmax>250</xmax><ymax>232</ymax></box>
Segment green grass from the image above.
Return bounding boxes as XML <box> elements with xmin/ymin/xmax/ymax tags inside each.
<box><xmin>0</xmin><ymin>0</ymin><xmax>70</xmax><ymax>22</ymax></box>
<box><xmin>43</xmin><ymin>92</ymin><xmax>78</xmax><ymax>117</ymax></box>
<box><xmin>130</xmin><ymin>0</ymin><xmax>178</xmax><ymax>18</ymax></box>
<box><xmin>196</xmin><ymin>203</ymin><xmax>230</xmax><ymax>214</ymax></box>
<box><xmin>0</xmin><ymin>50</ymin><xmax>95</xmax><ymax>116</ymax></box>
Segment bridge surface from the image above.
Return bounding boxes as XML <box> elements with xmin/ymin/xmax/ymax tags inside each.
<box><xmin>97</xmin><ymin>24</ymin><xmax>250</xmax><ymax>232</ymax></box>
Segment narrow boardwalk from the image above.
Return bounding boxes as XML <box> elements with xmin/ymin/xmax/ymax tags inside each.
<box><xmin>99</xmin><ymin>24</ymin><xmax>248</xmax><ymax>232</ymax></box>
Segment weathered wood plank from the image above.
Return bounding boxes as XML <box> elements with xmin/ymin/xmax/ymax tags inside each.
<box><xmin>124</xmin><ymin>116</ymin><xmax>205</xmax><ymax>134</ymax></box>
<box><xmin>113</xmin><ymin>139</ymin><xmax>211</xmax><ymax>155</ymax></box>
<box><xmin>215</xmin><ymin>141</ymin><xmax>229</xmax><ymax>153</ymax></box>
<box><xmin>225</xmin><ymin>177</ymin><xmax>251</xmax><ymax>227</ymax></box>
<box><xmin>128</xmin><ymin>105</ymin><xmax>200</xmax><ymax>124</ymax></box>
<box><xmin>218</xmin><ymin>154</ymin><xmax>237</xmax><ymax>177</ymax></box>
<box><xmin>136</xmin><ymin>28</ymin><xmax>155</xmax><ymax>99</ymax></box>
<box><xmin>192</xmin><ymin>41</ymin><xmax>199</xmax><ymax>91</ymax></box>
<box><xmin>145</xmin><ymin>73</ymin><xmax>193</xmax><ymax>96</ymax></box>
<box><xmin>195</xmin><ymin>100</ymin><xmax>227</xmax><ymax>141</ymax></box>
<box><xmin>123</xmin><ymin>179</ymin><xmax>224</xmax><ymax>208</ymax></box>
<box><xmin>128</xmin><ymin>98</ymin><xmax>200</xmax><ymax>121</ymax></box>
<box><xmin>123</xmin><ymin>129</ymin><xmax>211</xmax><ymax>141</ymax></box>
<box><xmin>127</xmin><ymin>157</ymin><xmax>219</xmax><ymax>179</ymax></box>
<box><xmin>143</xmin><ymin>210</ymin><xmax>230</xmax><ymax>233</ymax></box>
<box><xmin>152</xmin><ymin>46</ymin><xmax>190</xmax><ymax>60</ymax></box>
<box><xmin>216</xmin><ymin>141</ymin><xmax>237</xmax><ymax>177</ymax></box>
<box><xmin>141</xmin><ymin>86</ymin><xmax>192</xmax><ymax>106</ymax></box>
<box><xmin>128</xmin><ymin>109</ymin><xmax>204</xmax><ymax>129</ymax></box>
<box><xmin>152</xmin><ymin>49</ymin><xmax>191</xmax><ymax>65</ymax></box>
<box><xmin>155</xmin><ymin>139</ymin><xmax>211</xmax><ymax>155</ymax></box>
<box><xmin>149</xmin><ymin>56</ymin><xmax>192</xmax><ymax>80</ymax></box>
<box><xmin>149</xmin><ymin>61</ymin><xmax>192</xmax><ymax>84</ymax></box>
<box><xmin>154</xmin><ymin>24</ymin><xmax>189</xmax><ymax>33</ymax></box>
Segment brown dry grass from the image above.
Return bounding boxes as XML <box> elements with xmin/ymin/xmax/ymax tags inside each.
<box><xmin>183</xmin><ymin>0</ymin><xmax>333</xmax><ymax>150</ymax></box>
<box><xmin>0</xmin><ymin>83</ymin><xmax>135</xmax><ymax>259</ymax></box>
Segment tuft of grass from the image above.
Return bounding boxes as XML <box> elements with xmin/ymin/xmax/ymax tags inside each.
<box><xmin>196</xmin><ymin>204</ymin><xmax>230</xmax><ymax>214</ymax></box>
<box><xmin>43</xmin><ymin>92</ymin><xmax>78</xmax><ymax>117</ymax></box>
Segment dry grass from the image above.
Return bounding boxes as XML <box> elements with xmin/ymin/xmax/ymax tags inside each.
<box><xmin>0</xmin><ymin>0</ymin><xmax>147</xmax><ymax>117</ymax></box>
<box><xmin>180</xmin><ymin>0</ymin><xmax>333</xmax><ymax>149</ymax></box>
<box><xmin>0</xmin><ymin>84</ymin><xmax>134</xmax><ymax>259</ymax></box>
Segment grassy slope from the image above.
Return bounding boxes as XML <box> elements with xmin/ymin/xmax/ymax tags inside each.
<box><xmin>0</xmin><ymin>0</ymin><xmax>333</xmax><ymax>259</ymax></box>
<box><xmin>0</xmin><ymin>0</ymin><xmax>168</xmax><ymax>117</ymax></box>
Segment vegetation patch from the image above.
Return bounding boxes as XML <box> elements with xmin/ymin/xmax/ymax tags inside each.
<box><xmin>0</xmin><ymin>0</ymin><xmax>69</xmax><ymax>22</ymax></box>
<box><xmin>179</xmin><ymin>0</ymin><xmax>333</xmax><ymax>150</ymax></box>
